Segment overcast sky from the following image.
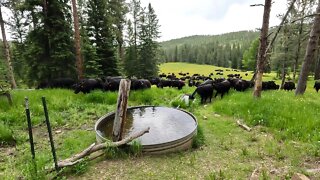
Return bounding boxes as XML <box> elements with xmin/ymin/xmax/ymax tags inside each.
<box><xmin>140</xmin><ymin>0</ymin><xmax>288</xmax><ymax>42</ymax></box>
<box><xmin>1</xmin><ymin>0</ymin><xmax>288</xmax><ymax>42</ymax></box>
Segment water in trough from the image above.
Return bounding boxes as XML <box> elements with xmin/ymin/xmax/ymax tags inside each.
<box><xmin>95</xmin><ymin>106</ymin><xmax>197</xmax><ymax>153</ymax></box>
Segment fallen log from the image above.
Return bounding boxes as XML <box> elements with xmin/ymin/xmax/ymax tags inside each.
<box><xmin>53</xmin><ymin>127</ymin><xmax>150</xmax><ymax>170</ymax></box>
<box><xmin>236</xmin><ymin>120</ymin><xmax>252</xmax><ymax>132</ymax></box>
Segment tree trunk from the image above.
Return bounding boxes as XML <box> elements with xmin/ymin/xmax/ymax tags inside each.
<box><xmin>280</xmin><ymin>60</ymin><xmax>286</xmax><ymax>89</ymax></box>
<box><xmin>253</xmin><ymin>0</ymin><xmax>272</xmax><ymax>98</ymax></box>
<box><xmin>293</xmin><ymin>1</ymin><xmax>306</xmax><ymax>82</ymax></box>
<box><xmin>71</xmin><ymin>0</ymin><xmax>83</xmax><ymax>80</ymax></box>
<box><xmin>0</xmin><ymin>5</ymin><xmax>17</xmax><ymax>89</ymax></box>
<box><xmin>314</xmin><ymin>39</ymin><xmax>320</xmax><ymax>80</ymax></box>
<box><xmin>295</xmin><ymin>0</ymin><xmax>320</xmax><ymax>95</ymax></box>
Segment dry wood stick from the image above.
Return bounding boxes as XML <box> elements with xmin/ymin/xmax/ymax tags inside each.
<box><xmin>56</xmin><ymin>127</ymin><xmax>150</xmax><ymax>169</ymax></box>
<box><xmin>236</xmin><ymin>120</ymin><xmax>252</xmax><ymax>132</ymax></box>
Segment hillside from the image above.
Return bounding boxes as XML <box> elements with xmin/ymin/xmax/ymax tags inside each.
<box><xmin>159</xmin><ymin>31</ymin><xmax>260</xmax><ymax>69</ymax></box>
<box><xmin>160</xmin><ymin>30</ymin><xmax>259</xmax><ymax>50</ymax></box>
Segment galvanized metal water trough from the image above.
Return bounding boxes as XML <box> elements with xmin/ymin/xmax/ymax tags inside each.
<box><xmin>95</xmin><ymin>106</ymin><xmax>198</xmax><ymax>154</ymax></box>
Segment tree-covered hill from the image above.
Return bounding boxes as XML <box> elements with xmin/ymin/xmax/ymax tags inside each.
<box><xmin>159</xmin><ymin>31</ymin><xmax>260</xmax><ymax>69</ymax></box>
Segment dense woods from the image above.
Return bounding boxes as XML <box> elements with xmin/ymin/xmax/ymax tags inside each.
<box><xmin>0</xmin><ymin>0</ymin><xmax>160</xmax><ymax>87</ymax></box>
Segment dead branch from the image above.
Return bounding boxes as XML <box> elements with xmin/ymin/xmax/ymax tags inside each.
<box><xmin>236</xmin><ymin>120</ymin><xmax>252</xmax><ymax>132</ymax></box>
<box><xmin>264</xmin><ymin>0</ymin><xmax>297</xmax><ymax>58</ymax></box>
<box><xmin>250</xmin><ymin>4</ymin><xmax>264</xmax><ymax>7</ymax></box>
<box><xmin>54</xmin><ymin>127</ymin><xmax>150</xmax><ymax>169</ymax></box>
<box><xmin>291</xmin><ymin>13</ymin><xmax>320</xmax><ymax>23</ymax></box>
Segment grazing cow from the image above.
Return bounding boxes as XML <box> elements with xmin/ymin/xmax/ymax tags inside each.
<box><xmin>314</xmin><ymin>81</ymin><xmax>320</xmax><ymax>92</ymax></box>
<box><xmin>103</xmin><ymin>78</ymin><xmax>122</xmax><ymax>91</ymax></box>
<box><xmin>233</xmin><ymin>79</ymin><xmax>251</xmax><ymax>92</ymax></box>
<box><xmin>189</xmin><ymin>84</ymin><xmax>214</xmax><ymax>103</ymax></box>
<box><xmin>199</xmin><ymin>79</ymin><xmax>214</xmax><ymax>87</ymax></box>
<box><xmin>36</xmin><ymin>78</ymin><xmax>76</xmax><ymax>89</ymax></box>
<box><xmin>159</xmin><ymin>73</ymin><xmax>166</xmax><ymax>78</ymax></box>
<box><xmin>212</xmin><ymin>80</ymin><xmax>231</xmax><ymax>98</ymax></box>
<box><xmin>74</xmin><ymin>78</ymin><xmax>103</xmax><ymax>94</ymax></box>
<box><xmin>148</xmin><ymin>77</ymin><xmax>161</xmax><ymax>85</ymax></box>
<box><xmin>180</xmin><ymin>77</ymin><xmax>187</xmax><ymax>81</ymax></box>
<box><xmin>171</xmin><ymin>80</ymin><xmax>185</xmax><ymax>90</ymax></box>
<box><xmin>157</xmin><ymin>79</ymin><xmax>171</xmax><ymax>88</ymax></box>
<box><xmin>283</xmin><ymin>81</ymin><xmax>296</xmax><ymax>91</ymax></box>
<box><xmin>131</xmin><ymin>79</ymin><xmax>151</xmax><ymax>90</ymax></box>
<box><xmin>37</xmin><ymin>78</ymin><xmax>76</xmax><ymax>89</ymax></box>
<box><xmin>227</xmin><ymin>74</ymin><xmax>234</xmax><ymax>78</ymax></box>
<box><xmin>262</xmin><ymin>81</ymin><xmax>279</xmax><ymax>90</ymax></box>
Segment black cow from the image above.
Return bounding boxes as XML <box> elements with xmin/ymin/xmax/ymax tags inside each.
<box><xmin>283</xmin><ymin>81</ymin><xmax>295</xmax><ymax>91</ymax></box>
<box><xmin>189</xmin><ymin>84</ymin><xmax>214</xmax><ymax>103</ymax></box>
<box><xmin>148</xmin><ymin>77</ymin><xmax>161</xmax><ymax>85</ymax></box>
<box><xmin>157</xmin><ymin>79</ymin><xmax>171</xmax><ymax>88</ymax></box>
<box><xmin>37</xmin><ymin>78</ymin><xmax>76</xmax><ymax>89</ymax></box>
<box><xmin>212</xmin><ymin>80</ymin><xmax>231</xmax><ymax>98</ymax></box>
<box><xmin>131</xmin><ymin>79</ymin><xmax>151</xmax><ymax>90</ymax></box>
<box><xmin>171</xmin><ymin>80</ymin><xmax>185</xmax><ymax>90</ymax></box>
<box><xmin>103</xmin><ymin>78</ymin><xmax>122</xmax><ymax>91</ymax></box>
<box><xmin>233</xmin><ymin>79</ymin><xmax>251</xmax><ymax>92</ymax></box>
<box><xmin>74</xmin><ymin>78</ymin><xmax>103</xmax><ymax>94</ymax></box>
<box><xmin>262</xmin><ymin>81</ymin><xmax>279</xmax><ymax>90</ymax></box>
<box><xmin>314</xmin><ymin>81</ymin><xmax>320</xmax><ymax>92</ymax></box>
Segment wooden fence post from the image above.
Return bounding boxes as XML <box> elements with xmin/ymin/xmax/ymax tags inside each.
<box><xmin>112</xmin><ymin>79</ymin><xmax>131</xmax><ymax>142</ymax></box>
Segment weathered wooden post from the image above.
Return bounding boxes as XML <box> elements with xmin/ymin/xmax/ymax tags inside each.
<box><xmin>112</xmin><ymin>79</ymin><xmax>131</xmax><ymax>142</ymax></box>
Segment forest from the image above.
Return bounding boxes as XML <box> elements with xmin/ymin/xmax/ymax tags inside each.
<box><xmin>0</xmin><ymin>0</ymin><xmax>160</xmax><ymax>87</ymax></box>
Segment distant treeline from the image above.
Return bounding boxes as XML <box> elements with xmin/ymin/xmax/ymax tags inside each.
<box><xmin>160</xmin><ymin>31</ymin><xmax>259</xmax><ymax>69</ymax></box>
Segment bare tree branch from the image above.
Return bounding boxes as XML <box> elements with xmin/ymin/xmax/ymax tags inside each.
<box><xmin>264</xmin><ymin>0</ymin><xmax>297</xmax><ymax>58</ymax></box>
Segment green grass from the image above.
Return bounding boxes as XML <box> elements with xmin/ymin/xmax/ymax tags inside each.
<box><xmin>0</xmin><ymin>122</ymin><xmax>15</xmax><ymax>145</ymax></box>
<box><xmin>212</xmin><ymin>90</ymin><xmax>320</xmax><ymax>143</ymax></box>
<box><xmin>0</xmin><ymin>63</ymin><xmax>320</xmax><ymax>179</ymax></box>
<box><xmin>159</xmin><ymin>62</ymin><xmax>279</xmax><ymax>81</ymax></box>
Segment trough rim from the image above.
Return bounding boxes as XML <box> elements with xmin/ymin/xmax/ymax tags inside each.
<box><xmin>94</xmin><ymin>105</ymin><xmax>198</xmax><ymax>149</ymax></box>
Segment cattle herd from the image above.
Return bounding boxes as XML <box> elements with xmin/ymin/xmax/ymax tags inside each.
<box><xmin>36</xmin><ymin>69</ymin><xmax>320</xmax><ymax>104</ymax></box>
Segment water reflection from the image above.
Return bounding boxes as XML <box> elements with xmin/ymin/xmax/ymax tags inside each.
<box><xmin>97</xmin><ymin>107</ymin><xmax>197</xmax><ymax>146</ymax></box>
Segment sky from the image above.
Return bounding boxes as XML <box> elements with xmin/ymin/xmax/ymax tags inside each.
<box><xmin>140</xmin><ymin>0</ymin><xmax>288</xmax><ymax>42</ymax></box>
<box><xmin>1</xmin><ymin>0</ymin><xmax>288</xmax><ymax>42</ymax></box>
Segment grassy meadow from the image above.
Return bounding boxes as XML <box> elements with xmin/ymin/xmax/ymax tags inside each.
<box><xmin>0</xmin><ymin>62</ymin><xmax>319</xmax><ymax>179</ymax></box>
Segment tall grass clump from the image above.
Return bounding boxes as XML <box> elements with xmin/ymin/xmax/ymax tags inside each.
<box><xmin>0</xmin><ymin>122</ymin><xmax>15</xmax><ymax>145</ymax></box>
<box><xmin>130</xmin><ymin>89</ymin><xmax>155</xmax><ymax>105</ymax></box>
<box><xmin>212</xmin><ymin>90</ymin><xmax>320</xmax><ymax>143</ymax></box>
<box><xmin>192</xmin><ymin>125</ymin><xmax>205</xmax><ymax>149</ymax></box>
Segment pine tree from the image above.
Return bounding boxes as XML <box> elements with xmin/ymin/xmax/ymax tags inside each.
<box><xmin>109</xmin><ymin>0</ymin><xmax>128</xmax><ymax>65</ymax></box>
<box><xmin>124</xmin><ymin>19</ymin><xmax>137</xmax><ymax>77</ymax></box>
<box><xmin>137</xmin><ymin>3</ymin><xmax>160</xmax><ymax>78</ymax></box>
<box><xmin>22</xmin><ymin>0</ymin><xmax>75</xmax><ymax>85</ymax></box>
<box><xmin>242</xmin><ymin>38</ymin><xmax>259</xmax><ymax>70</ymax></box>
<box><xmin>87</xmin><ymin>0</ymin><xmax>118</xmax><ymax>76</ymax></box>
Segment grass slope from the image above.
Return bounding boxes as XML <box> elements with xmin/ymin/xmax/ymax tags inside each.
<box><xmin>159</xmin><ymin>62</ymin><xmax>278</xmax><ymax>81</ymax></box>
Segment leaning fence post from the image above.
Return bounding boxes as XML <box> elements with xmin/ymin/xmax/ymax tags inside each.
<box><xmin>112</xmin><ymin>79</ymin><xmax>131</xmax><ymax>142</ymax></box>
<box><xmin>42</xmin><ymin>97</ymin><xmax>59</xmax><ymax>172</ymax></box>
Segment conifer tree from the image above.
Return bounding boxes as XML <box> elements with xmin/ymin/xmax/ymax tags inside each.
<box><xmin>87</xmin><ymin>0</ymin><xmax>118</xmax><ymax>76</ymax></box>
<box><xmin>138</xmin><ymin>3</ymin><xmax>160</xmax><ymax>78</ymax></box>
